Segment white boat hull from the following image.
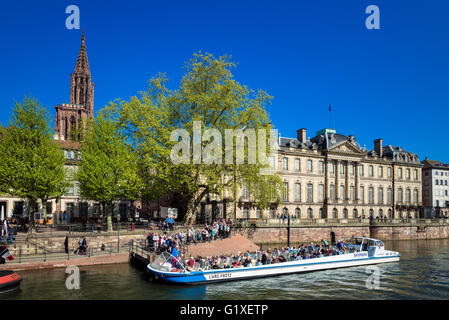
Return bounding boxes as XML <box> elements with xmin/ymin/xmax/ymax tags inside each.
<box><xmin>147</xmin><ymin>251</ymin><xmax>400</xmax><ymax>284</ymax></box>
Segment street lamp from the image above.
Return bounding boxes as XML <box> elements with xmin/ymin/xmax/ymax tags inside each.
<box><xmin>117</xmin><ymin>213</ymin><xmax>121</xmax><ymax>253</ymax></box>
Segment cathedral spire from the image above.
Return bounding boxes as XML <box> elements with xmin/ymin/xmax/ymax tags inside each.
<box><xmin>70</xmin><ymin>31</ymin><xmax>94</xmax><ymax>112</ymax></box>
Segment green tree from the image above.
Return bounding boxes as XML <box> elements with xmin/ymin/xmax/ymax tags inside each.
<box><xmin>76</xmin><ymin>111</ymin><xmax>142</xmax><ymax>231</ymax></box>
<box><xmin>0</xmin><ymin>97</ymin><xmax>68</xmax><ymax>220</ymax></box>
<box><xmin>109</xmin><ymin>53</ymin><xmax>282</xmax><ymax>224</ymax></box>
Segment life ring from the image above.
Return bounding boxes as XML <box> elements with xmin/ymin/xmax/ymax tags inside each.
<box><xmin>171</xmin><ymin>268</ymin><xmax>182</xmax><ymax>272</ymax></box>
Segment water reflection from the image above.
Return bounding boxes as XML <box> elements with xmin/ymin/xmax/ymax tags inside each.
<box><xmin>2</xmin><ymin>239</ymin><xmax>449</xmax><ymax>300</ymax></box>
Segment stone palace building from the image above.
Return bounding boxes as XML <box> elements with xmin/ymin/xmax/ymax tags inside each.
<box><xmin>227</xmin><ymin>127</ymin><xmax>424</xmax><ymax>222</ymax></box>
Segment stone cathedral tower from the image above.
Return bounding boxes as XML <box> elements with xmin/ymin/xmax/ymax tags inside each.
<box><xmin>54</xmin><ymin>31</ymin><xmax>94</xmax><ymax>141</ymax></box>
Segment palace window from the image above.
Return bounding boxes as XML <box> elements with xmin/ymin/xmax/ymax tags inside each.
<box><xmin>318</xmin><ymin>184</ymin><xmax>324</xmax><ymax>201</ymax></box>
<box><xmin>294</xmin><ymin>183</ymin><xmax>301</xmax><ymax>202</ymax></box>
<box><xmin>307</xmin><ymin>160</ymin><xmax>313</xmax><ymax>173</ymax></box>
<box><xmin>387</xmin><ymin>167</ymin><xmax>392</xmax><ymax>178</ymax></box>
<box><xmin>350</xmin><ymin>186</ymin><xmax>354</xmax><ymax>201</ymax></box>
<box><xmin>332</xmin><ymin>208</ymin><xmax>338</xmax><ymax>219</ymax></box>
<box><xmin>294</xmin><ymin>158</ymin><xmax>300</xmax><ymax>172</ymax></box>
<box><xmin>330</xmin><ymin>184</ymin><xmax>335</xmax><ymax>201</ymax></box>
<box><xmin>307</xmin><ymin>208</ymin><xmax>313</xmax><ymax>219</ymax></box>
<box><xmin>350</xmin><ymin>163</ymin><xmax>354</xmax><ymax>175</ymax></box>
<box><xmin>269</xmin><ymin>208</ymin><xmax>275</xmax><ymax>219</ymax></box>
<box><xmin>360</xmin><ymin>186</ymin><xmax>365</xmax><ymax>203</ymax></box>
<box><xmin>340</xmin><ymin>163</ymin><xmax>345</xmax><ymax>174</ymax></box>
<box><xmin>282</xmin><ymin>182</ymin><xmax>289</xmax><ymax>202</ymax></box>
<box><xmin>378</xmin><ymin>187</ymin><xmax>384</xmax><ymax>204</ymax></box>
<box><xmin>282</xmin><ymin>157</ymin><xmax>288</xmax><ymax>171</ymax></box>
<box><xmin>413</xmin><ymin>189</ymin><xmax>418</xmax><ymax>203</ymax></box>
<box><xmin>369</xmin><ymin>187</ymin><xmax>374</xmax><ymax>204</ymax></box>
<box><xmin>329</xmin><ymin>162</ymin><xmax>335</xmax><ymax>174</ymax></box>
<box><xmin>353</xmin><ymin>209</ymin><xmax>358</xmax><ymax>219</ymax></box>
<box><xmin>406</xmin><ymin>189</ymin><xmax>411</xmax><ymax>203</ymax></box>
<box><xmin>398</xmin><ymin>188</ymin><xmax>403</xmax><ymax>203</ymax></box>
<box><xmin>343</xmin><ymin>208</ymin><xmax>348</xmax><ymax>219</ymax></box>
<box><xmin>398</xmin><ymin>168</ymin><xmax>403</xmax><ymax>179</ymax></box>
<box><xmin>359</xmin><ymin>164</ymin><xmax>364</xmax><ymax>177</ymax></box>
<box><xmin>339</xmin><ymin>185</ymin><xmax>345</xmax><ymax>200</ymax></box>
<box><xmin>295</xmin><ymin>208</ymin><xmax>300</xmax><ymax>218</ymax></box>
<box><xmin>387</xmin><ymin>188</ymin><xmax>392</xmax><ymax>204</ymax></box>
<box><xmin>307</xmin><ymin>183</ymin><xmax>313</xmax><ymax>202</ymax></box>
<box><xmin>318</xmin><ymin>161</ymin><xmax>324</xmax><ymax>174</ymax></box>
<box><xmin>406</xmin><ymin>168</ymin><xmax>410</xmax><ymax>180</ymax></box>
<box><xmin>369</xmin><ymin>165</ymin><xmax>374</xmax><ymax>177</ymax></box>
<box><xmin>378</xmin><ymin>166</ymin><xmax>383</xmax><ymax>178</ymax></box>
<box><xmin>414</xmin><ymin>169</ymin><xmax>418</xmax><ymax>180</ymax></box>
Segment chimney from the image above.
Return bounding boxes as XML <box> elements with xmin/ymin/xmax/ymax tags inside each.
<box><xmin>297</xmin><ymin>128</ymin><xmax>306</xmax><ymax>143</ymax></box>
<box><xmin>374</xmin><ymin>139</ymin><xmax>383</xmax><ymax>157</ymax></box>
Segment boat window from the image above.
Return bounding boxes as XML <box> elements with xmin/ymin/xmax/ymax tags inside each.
<box><xmin>368</xmin><ymin>240</ymin><xmax>376</xmax><ymax>247</ymax></box>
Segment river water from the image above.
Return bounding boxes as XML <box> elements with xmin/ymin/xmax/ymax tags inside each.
<box><xmin>3</xmin><ymin>239</ymin><xmax>449</xmax><ymax>300</ymax></box>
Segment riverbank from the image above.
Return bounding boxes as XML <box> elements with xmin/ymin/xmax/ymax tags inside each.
<box><xmin>0</xmin><ymin>252</ymin><xmax>129</xmax><ymax>271</ymax></box>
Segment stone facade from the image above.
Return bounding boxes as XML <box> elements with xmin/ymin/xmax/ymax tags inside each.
<box><xmin>421</xmin><ymin>158</ymin><xmax>449</xmax><ymax>217</ymax></box>
<box><xmin>197</xmin><ymin>128</ymin><xmax>423</xmax><ymax>224</ymax></box>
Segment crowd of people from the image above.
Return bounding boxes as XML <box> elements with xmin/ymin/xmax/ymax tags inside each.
<box><xmin>165</xmin><ymin>239</ymin><xmax>355</xmax><ymax>272</ymax></box>
<box><xmin>1</xmin><ymin>218</ymin><xmax>16</xmax><ymax>244</ymax></box>
<box><xmin>146</xmin><ymin>219</ymin><xmax>233</xmax><ymax>254</ymax></box>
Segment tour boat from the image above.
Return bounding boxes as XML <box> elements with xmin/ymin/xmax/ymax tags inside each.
<box><xmin>0</xmin><ymin>270</ymin><xmax>22</xmax><ymax>292</ymax></box>
<box><xmin>147</xmin><ymin>237</ymin><xmax>400</xmax><ymax>284</ymax></box>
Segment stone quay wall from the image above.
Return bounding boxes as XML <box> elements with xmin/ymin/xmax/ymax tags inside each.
<box><xmin>233</xmin><ymin>220</ymin><xmax>449</xmax><ymax>244</ymax></box>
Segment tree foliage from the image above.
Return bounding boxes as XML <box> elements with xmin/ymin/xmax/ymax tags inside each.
<box><xmin>0</xmin><ymin>97</ymin><xmax>68</xmax><ymax>218</ymax></box>
<box><xmin>108</xmin><ymin>53</ymin><xmax>282</xmax><ymax>224</ymax></box>
<box><xmin>75</xmin><ymin>110</ymin><xmax>142</xmax><ymax>231</ymax></box>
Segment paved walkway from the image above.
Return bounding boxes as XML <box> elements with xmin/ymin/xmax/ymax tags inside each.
<box><xmin>0</xmin><ymin>251</ymin><xmax>130</xmax><ymax>271</ymax></box>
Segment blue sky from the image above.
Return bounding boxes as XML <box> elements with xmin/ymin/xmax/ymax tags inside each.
<box><xmin>0</xmin><ymin>0</ymin><xmax>448</xmax><ymax>161</ymax></box>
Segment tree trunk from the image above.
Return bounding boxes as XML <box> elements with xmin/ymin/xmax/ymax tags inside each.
<box><xmin>183</xmin><ymin>199</ymin><xmax>197</xmax><ymax>225</ymax></box>
<box><xmin>41</xmin><ymin>198</ymin><xmax>47</xmax><ymax>220</ymax></box>
<box><xmin>105</xmin><ymin>203</ymin><xmax>113</xmax><ymax>232</ymax></box>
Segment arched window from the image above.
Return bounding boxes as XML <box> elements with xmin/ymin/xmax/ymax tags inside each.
<box><xmin>406</xmin><ymin>189</ymin><xmax>411</xmax><ymax>203</ymax></box>
<box><xmin>319</xmin><ymin>208</ymin><xmax>324</xmax><ymax>218</ymax></box>
<box><xmin>332</xmin><ymin>208</ymin><xmax>338</xmax><ymax>219</ymax></box>
<box><xmin>307</xmin><ymin>208</ymin><xmax>313</xmax><ymax>219</ymax></box>
<box><xmin>343</xmin><ymin>208</ymin><xmax>348</xmax><ymax>219</ymax></box>
<box><xmin>413</xmin><ymin>189</ymin><xmax>418</xmax><ymax>203</ymax></box>
<box><xmin>269</xmin><ymin>208</ymin><xmax>275</xmax><ymax>219</ymax></box>
<box><xmin>295</xmin><ymin>208</ymin><xmax>300</xmax><ymax>218</ymax></box>
<box><xmin>353</xmin><ymin>208</ymin><xmax>358</xmax><ymax>218</ymax></box>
